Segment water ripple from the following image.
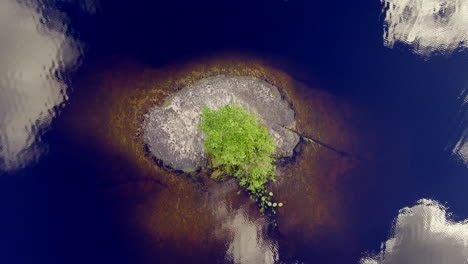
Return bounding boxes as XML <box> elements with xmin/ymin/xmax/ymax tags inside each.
<box><xmin>382</xmin><ymin>0</ymin><xmax>468</xmax><ymax>56</ymax></box>
<box><xmin>361</xmin><ymin>199</ymin><xmax>468</xmax><ymax>264</ymax></box>
<box><xmin>451</xmin><ymin>88</ymin><xmax>468</xmax><ymax>165</ymax></box>
<box><xmin>0</xmin><ymin>0</ymin><xmax>93</xmax><ymax>171</ymax></box>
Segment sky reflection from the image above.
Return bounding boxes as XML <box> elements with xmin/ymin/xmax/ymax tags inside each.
<box><xmin>214</xmin><ymin>201</ymin><xmax>278</xmax><ymax>264</ymax></box>
<box><xmin>382</xmin><ymin>0</ymin><xmax>468</xmax><ymax>56</ymax></box>
<box><xmin>0</xmin><ymin>0</ymin><xmax>83</xmax><ymax>170</ymax></box>
<box><xmin>451</xmin><ymin>89</ymin><xmax>468</xmax><ymax>165</ymax></box>
<box><xmin>361</xmin><ymin>199</ymin><xmax>468</xmax><ymax>264</ymax></box>
<box><xmin>1</xmin><ymin>0</ymin><xmax>467</xmax><ymax>263</ymax></box>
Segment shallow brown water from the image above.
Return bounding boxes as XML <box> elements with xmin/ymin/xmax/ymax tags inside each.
<box><xmin>2</xmin><ymin>1</ymin><xmax>468</xmax><ymax>263</ymax></box>
<box><xmin>58</xmin><ymin>54</ymin><xmax>383</xmax><ymax>263</ymax></box>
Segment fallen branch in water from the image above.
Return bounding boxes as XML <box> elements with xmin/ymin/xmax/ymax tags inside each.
<box><xmin>282</xmin><ymin>126</ymin><xmax>352</xmax><ymax>157</ymax></box>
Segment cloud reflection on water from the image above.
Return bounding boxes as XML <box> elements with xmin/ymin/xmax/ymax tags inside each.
<box><xmin>381</xmin><ymin>0</ymin><xmax>468</xmax><ymax>56</ymax></box>
<box><xmin>0</xmin><ymin>0</ymin><xmax>85</xmax><ymax>171</ymax></box>
<box><xmin>361</xmin><ymin>199</ymin><xmax>468</xmax><ymax>264</ymax></box>
<box><xmin>453</xmin><ymin>133</ymin><xmax>468</xmax><ymax>164</ymax></box>
<box><xmin>216</xmin><ymin>201</ymin><xmax>278</xmax><ymax>264</ymax></box>
<box><xmin>451</xmin><ymin>90</ymin><xmax>468</xmax><ymax>165</ymax></box>
<box><xmin>212</xmin><ymin>196</ymin><xmax>278</xmax><ymax>264</ymax></box>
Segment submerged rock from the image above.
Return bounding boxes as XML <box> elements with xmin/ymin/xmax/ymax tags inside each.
<box><xmin>143</xmin><ymin>75</ymin><xmax>299</xmax><ymax>171</ymax></box>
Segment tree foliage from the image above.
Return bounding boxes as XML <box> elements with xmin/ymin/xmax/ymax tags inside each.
<box><xmin>199</xmin><ymin>104</ymin><xmax>277</xmax><ymax>201</ymax></box>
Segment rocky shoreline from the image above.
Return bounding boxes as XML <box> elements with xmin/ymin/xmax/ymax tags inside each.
<box><xmin>143</xmin><ymin>75</ymin><xmax>300</xmax><ymax>172</ymax></box>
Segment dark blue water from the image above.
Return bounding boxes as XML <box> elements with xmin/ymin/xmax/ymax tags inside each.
<box><xmin>1</xmin><ymin>0</ymin><xmax>468</xmax><ymax>263</ymax></box>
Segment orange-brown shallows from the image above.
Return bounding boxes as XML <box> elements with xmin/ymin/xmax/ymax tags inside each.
<box><xmin>60</xmin><ymin>53</ymin><xmax>378</xmax><ymax>263</ymax></box>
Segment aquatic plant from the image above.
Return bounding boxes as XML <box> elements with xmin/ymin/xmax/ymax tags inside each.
<box><xmin>199</xmin><ymin>104</ymin><xmax>281</xmax><ymax>213</ymax></box>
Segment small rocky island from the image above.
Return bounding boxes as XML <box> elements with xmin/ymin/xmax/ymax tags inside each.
<box><xmin>143</xmin><ymin>75</ymin><xmax>299</xmax><ymax>171</ymax></box>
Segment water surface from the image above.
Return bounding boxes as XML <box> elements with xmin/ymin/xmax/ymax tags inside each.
<box><xmin>1</xmin><ymin>1</ymin><xmax>468</xmax><ymax>264</ymax></box>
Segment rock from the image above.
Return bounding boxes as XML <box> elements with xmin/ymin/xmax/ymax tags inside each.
<box><xmin>143</xmin><ymin>75</ymin><xmax>299</xmax><ymax>172</ymax></box>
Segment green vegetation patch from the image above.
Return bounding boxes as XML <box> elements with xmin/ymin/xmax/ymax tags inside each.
<box><xmin>199</xmin><ymin>104</ymin><xmax>283</xmax><ymax>213</ymax></box>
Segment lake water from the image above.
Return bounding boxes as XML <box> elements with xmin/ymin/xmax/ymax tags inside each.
<box><xmin>1</xmin><ymin>1</ymin><xmax>467</xmax><ymax>264</ymax></box>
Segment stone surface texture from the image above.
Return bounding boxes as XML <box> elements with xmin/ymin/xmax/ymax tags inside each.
<box><xmin>143</xmin><ymin>75</ymin><xmax>299</xmax><ymax>171</ymax></box>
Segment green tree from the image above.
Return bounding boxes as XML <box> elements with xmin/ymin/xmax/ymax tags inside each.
<box><xmin>199</xmin><ymin>104</ymin><xmax>279</xmax><ymax>211</ymax></box>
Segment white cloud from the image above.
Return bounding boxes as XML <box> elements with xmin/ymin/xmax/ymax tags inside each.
<box><xmin>360</xmin><ymin>199</ymin><xmax>468</xmax><ymax>264</ymax></box>
<box><xmin>213</xmin><ymin>202</ymin><xmax>278</xmax><ymax>264</ymax></box>
<box><xmin>453</xmin><ymin>138</ymin><xmax>468</xmax><ymax>164</ymax></box>
<box><xmin>0</xmin><ymin>0</ymin><xmax>83</xmax><ymax>170</ymax></box>
<box><xmin>381</xmin><ymin>0</ymin><xmax>468</xmax><ymax>55</ymax></box>
<box><xmin>451</xmin><ymin>92</ymin><xmax>468</xmax><ymax>165</ymax></box>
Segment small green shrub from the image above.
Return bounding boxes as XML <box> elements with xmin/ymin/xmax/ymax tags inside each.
<box><xmin>199</xmin><ymin>104</ymin><xmax>281</xmax><ymax>212</ymax></box>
